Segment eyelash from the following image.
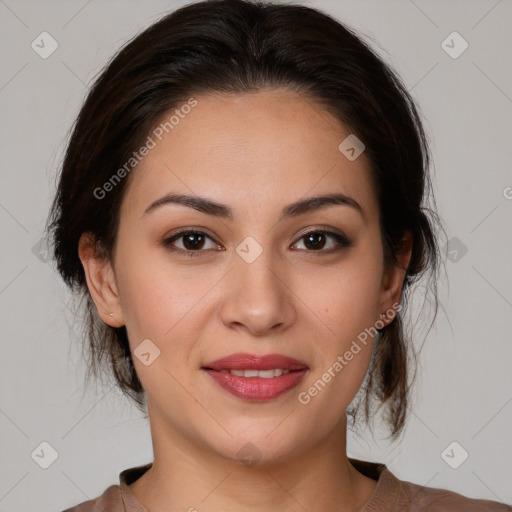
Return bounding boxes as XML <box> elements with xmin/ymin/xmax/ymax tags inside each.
<box><xmin>162</xmin><ymin>228</ymin><xmax>353</xmax><ymax>258</ymax></box>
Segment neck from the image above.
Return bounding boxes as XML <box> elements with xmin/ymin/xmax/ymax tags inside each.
<box><xmin>129</xmin><ymin>405</ymin><xmax>378</xmax><ymax>512</ymax></box>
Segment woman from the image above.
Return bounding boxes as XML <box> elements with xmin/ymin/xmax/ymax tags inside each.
<box><xmin>48</xmin><ymin>0</ymin><xmax>511</xmax><ymax>510</ymax></box>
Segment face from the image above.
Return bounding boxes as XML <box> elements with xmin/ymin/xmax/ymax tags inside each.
<box><xmin>81</xmin><ymin>89</ymin><xmax>408</xmax><ymax>465</ymax></box>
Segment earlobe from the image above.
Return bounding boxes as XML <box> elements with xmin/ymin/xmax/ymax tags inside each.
<box><xmin>379</xmin><ymin>230</ymin><xmax>413</xmax><ymax>324</ymax></box>
<box><xmin>78</xmin><ymin>232</ymin><xmax>125</xmax><ymax>327</ymax></box>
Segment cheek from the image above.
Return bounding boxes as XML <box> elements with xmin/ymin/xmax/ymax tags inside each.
<box><xmin>114</xmin><ymin>242</ymin><xmax>183</xmax><ymax>325</ymax></box>
<box><xmin>302</xmin><ymin>251</ymin><xmax>383</xmax><ymax>343</ymax></box>
<box><xmin>296</xmin><ymin>276</ymin><xmax>378</xmax><ymax>429</ymax></box>
<box><xmin>114</xmin><ymin>242</ymin><xmax>224</xmax><ymax>360</ymax></box>
<box><xmin>310</xmin><ymin>272</ymin><xmax>379</xmax><ymax>385</ymax></box>
<box><xmin>294</xmin><ymin>247</ymin><xmax>383</xmax><ymax>407</ymax></box>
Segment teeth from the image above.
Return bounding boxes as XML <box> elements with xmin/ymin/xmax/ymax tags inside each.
<box><xmin>243</xmin><ymin>369</ymin><xmax>259</xmax><ymax>377</ymax></box>
<box><xmin>228</xmin><ymin>369</ymin><xmax>290</xmax><ymax>378</ymax></box>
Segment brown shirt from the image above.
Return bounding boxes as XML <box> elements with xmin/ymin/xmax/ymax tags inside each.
<box><xmin>61</xmin><ymin>458</ymin><xmax>512</xmax><ymax>511</ymax></box>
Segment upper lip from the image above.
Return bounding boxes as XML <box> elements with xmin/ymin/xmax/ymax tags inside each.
<box><xmin>202</xmin><ymin>353</ymin><xmax>308</xmax><ymax>371</ymax></box>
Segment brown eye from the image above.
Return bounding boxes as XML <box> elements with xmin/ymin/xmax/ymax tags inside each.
<box><xmin>181</xmin><ymin>232</ymin><xmax>207</xmax><ymax>250</ymax></box>
<box><xmin>303</xmin><ymin>232</ymin><xmax>327</xmax><ymax>250</ymax></box>
<box><xmin>292</xmin><ymin>230</ymin><xmax>352</xmax><ymax>252</ymax></box>
<box><xmin>163</xmin><ymin>230</ymin><xmax>220</xmax><ymax>257</ymax></box>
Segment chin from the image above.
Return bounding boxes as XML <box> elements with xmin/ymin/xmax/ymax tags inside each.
<box><xmin>197</xmin><ymin>418</ymin><xmax>317</xmax><ymax>468</ymax></box>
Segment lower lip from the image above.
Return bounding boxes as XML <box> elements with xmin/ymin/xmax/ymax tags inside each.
<box><xmin>203</xmin><ymin>369</ymin><xmax>308</xmax><ymax>401</ymax></box>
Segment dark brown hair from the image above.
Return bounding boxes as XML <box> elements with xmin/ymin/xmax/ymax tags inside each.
<box><xmin>46</xmin><ymin>0</ymin><xmax>444</xmax><ymax>439</ymax></box>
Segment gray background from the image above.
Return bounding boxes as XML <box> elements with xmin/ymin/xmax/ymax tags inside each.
<box><xmin>0</xmin><ymin>0</ymin><xmax>511</xmax><ymax>510</ymax></box>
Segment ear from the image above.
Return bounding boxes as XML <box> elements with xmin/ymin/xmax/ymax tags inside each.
<box><xmin>378</xmin><ymin>230</ymin><xmax>413</xmax><ymax>325</ymax></box>
<box><xmin>78</xmin><ymin>232</ymin><xmax>125</xmax><ymax>327</ymax></box>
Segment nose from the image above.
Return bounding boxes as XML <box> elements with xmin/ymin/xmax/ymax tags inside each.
<box><xmin>219</xmin><ymin>242</ymin><xmax>296</xmax><ymax>337</ymax></box>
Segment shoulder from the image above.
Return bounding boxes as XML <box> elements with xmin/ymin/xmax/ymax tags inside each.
<box><xmin>350</xmin><ymin>458</ymin><xmax>512</xmax><ymax>512</ymax></box>
<box><xmin>60</xmin><ymin>485</ymin><xmax>123</xmax><ymax>512</ymax></box>
<box><xmin>397</xmin><ymin>475</ymin><xmax>512</xmax><ymax>511</ymax></box>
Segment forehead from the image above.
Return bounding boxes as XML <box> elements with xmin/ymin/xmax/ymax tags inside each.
<box><xmin>121</xmin><ymin>89</ymin><xmax>378</xmax><ymax>222</ymax></box>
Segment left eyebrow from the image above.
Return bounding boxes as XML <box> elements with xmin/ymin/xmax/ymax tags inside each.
<box><xmin>143</xmin><ymin>192</ymin><xmax>366</xmax><ymax>223</ymax></box>
<box><xmin>280</xmin><ymin>193</ymin><xmax>366</xmax><ymax>223</ymax></box>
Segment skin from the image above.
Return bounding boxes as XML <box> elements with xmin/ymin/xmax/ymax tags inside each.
<box><xmin>79</xmin><ymin>89</ymin><xmax>412</xmax><ymax>512</ymax></box>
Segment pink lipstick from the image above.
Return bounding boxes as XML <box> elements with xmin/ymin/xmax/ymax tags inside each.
<box><xmin>202</xmin><ymin>353</ymin><xmax>308</xmax><ymax>401</ymax></box>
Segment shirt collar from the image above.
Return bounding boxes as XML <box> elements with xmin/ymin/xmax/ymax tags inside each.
<box><xmin>119</xmin><ymin>458</ymin><xmax>401</xmax><ymax>512</ymax></box>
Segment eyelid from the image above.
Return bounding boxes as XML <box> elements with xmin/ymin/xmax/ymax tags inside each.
<box><xmin>162</xmin><ymin>228</ymin><xmax>222</xmax><ymax>256</ymax></box>
<box><xmin>162</xmin><ymin>225</ymin><xmax>353</xmax><ymax>255</ymax></box>
<box><xmin>292</xmin><ymin>225</ymin><xmax>351</xmax><ymax>244</ymax></box>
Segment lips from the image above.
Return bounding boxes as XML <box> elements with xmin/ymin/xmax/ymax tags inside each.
<box><xmin>202</xmin><ymin>353</ymin><xmax>308</xmax><ymax>401</ymax></box>
<box><xmin>202</xmin><ymin>353</ymin><xmax>308</xmax><ymax>371</ymax></box>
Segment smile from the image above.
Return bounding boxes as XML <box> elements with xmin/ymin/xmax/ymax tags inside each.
<box><xmin>220</xmin><ymin>368</ymin><xmax>291</xmax><ymax>378</ymax></box>
<box><xmin>202</xmin><ymin>353</ymin><xmax>309</xmax><ymax>401</ymax></box>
